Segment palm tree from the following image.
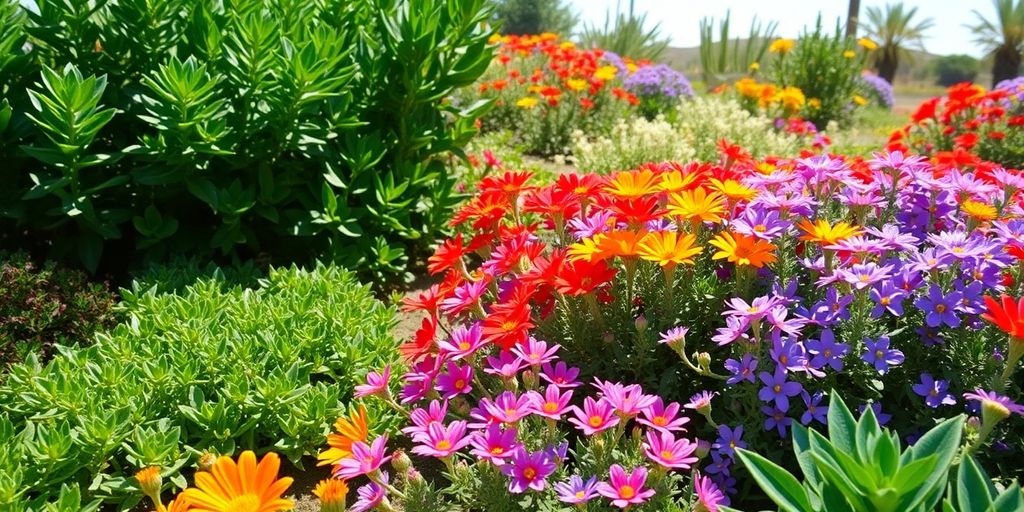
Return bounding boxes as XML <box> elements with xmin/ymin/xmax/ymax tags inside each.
<box><xmin>863</xmin><ymin>3</ymin><xmax>933</xmax><ymax>83</ymax></box>
<box><xmin>970</xmin><ymin>0</ymin><xmax>1024</xmax><ymax>86</ymax></box>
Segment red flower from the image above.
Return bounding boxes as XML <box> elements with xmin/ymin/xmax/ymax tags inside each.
<box><xmin>555</xmin><ymin>173</ymin><xmax>606</xmax><ymax>199</ymax></box>
<box><xmin>479</xmin><ymin>170</ymin><xmax>534</xmax><ymax>198</ymax></box>
<box><xmin>399</xmin><ymin>316</ymin><xmax>438</xmax><ymax>362</ymax></box>
<box><xmin>401</xmin><ymin>285</ymin><xmax>443</xmax><ymax>314</ymax></box>
<box><xmin>954</xmin><ymin>132</ymin><xmax>979</xmax><ymax>149</ymax></box>
<box><xmin>1008</xmin><ymin>115</ymin><xmax>1024</xmax><ymax>127</ymax></box>
<box><xmin>988</xmin><ymin>131</ymin><xmax>1006</xmax><ymax>140</ymax></box>
<box><xmin>911</xmin><ymin>97</ymin><xmax>940</xmax><ymax>123</ymax></box>
<box><xmin>555</xmin><ymin>259</ymin><xmax>617</xmax><ymax>296</ymax></box>
<box><xmin>717</xmin><ymin>139</ymin><xmax>752</xmax><ymax>167</ymax></box>
<box><xmin>523</xmin><ymin>185</ymin><xmax>580</xmax><ymax>219</ymax></box>
<box><xmin>482</xmin><ymin>301</ymin><xmax>534</xmax><ymax>350</ymax></box>
<box><xmin>982</xmin><ymin>295</ymin><xmax>1024</xmax><ymax>340</ymax></box>
<box><xmin>450</xmin><ymin>190</ymin><xmax>509</xmax><ymax>230</ymax></box>
<box><xmin>428</xmin><ymin>233</ymin><xmax>467</xmax><ymax>275</ymax></box>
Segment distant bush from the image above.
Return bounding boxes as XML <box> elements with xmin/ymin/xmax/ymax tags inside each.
<box><xmin>934</xmin><ymin>54</ymin><xmax>980</xmax><ymax>86</ymax></box>
<box><xmin>0</xmin><ymin>0</ymin><xmax>494</xmax><ymax>282</ymax></box>
<box><xmin>0</xmin><ymin>264</ymin><xmax>398</xmax><ymax>509</ymax></box>
<box><xmin>0</xmin><ymin>252</ymin><xmax>116</xmax><ymax>367</ymax></box>
<box><xmin>490</xmin><ymin>0</ymin><xmax>578</xmax><ymax>35</ymax></box>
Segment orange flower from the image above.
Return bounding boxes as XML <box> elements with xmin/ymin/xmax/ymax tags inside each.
<box><xmin>313</xmin><ymin>479</ymin><xmax>349</xmax><ymax>512</ymax></box>
<box><xmin>318</xmin><ymin>405</ymin><xmax>370</xmax><ymax>468</ymax></box>
<box><xmin>708</xmin><ymin>178</ymin><xmax>756</xmax><ymax>202</ymax></box>
<box><xmin>604</xmin><ymin>169</ymin><xmax>660</xmax><ymax>199</ymax></box>
<box><xmin>667</xmin><ymin>187</ymin><xmax>727</xmax><ymax>224</ymax></box>
<box><xmin>182</xmin><ymin>451</ymin><xmax>293</xmax><ymax>512</ymax></box>
<box><xmin>598</xmin><ymin>230</ymin><xmax>647</xmax><ymax>259</ymax></box>
<box><xmin>709</xmin><ymin>231</ymin><xmax>777</xmax><ymax>268</ymax></box>
<box><xmin>637</xmin><ymin>231</ymin><xmax>703</xmax><ymax>268</ymax></box>
<box><xmin>797</xmin><ymin>219</ymin><xmax>862</xmax><ymax>245</ymax></box>
<box><xmin>427</xmin><ymin>233</ymin><xmax>467</xmax><ymax>275</ymax></box>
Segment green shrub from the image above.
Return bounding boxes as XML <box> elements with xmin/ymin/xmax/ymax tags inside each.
<box><xmin>0</xmin><ymin>0</ymin><xmax>495</xmax><ymax>281</ymax></box>
<box><xmin>580</xmin><ymin>10</ymin><xmax>670</xmax><ymax>62</ymax></box>
<box><xmin>489</xmin><ymin>0</ymin><xmax>578</xmax><ymax>35</ymax></box>
<box><xmin>0</xmin><ymin>252</ymin><xmax>116</xmax><ymax>368</ymax></box>
<box><xmin>0</xmin><ymin>264</ymin><xmax>398</xmax><ymax>509</ymax></box>
<box><xmin>933</xmin><ymin>54</ymin><xmax>981</xmax><ymax>86</ymax></box>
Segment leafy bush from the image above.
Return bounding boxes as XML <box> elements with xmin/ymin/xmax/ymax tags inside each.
<box><xmin>735</xmin><ymin>391</ymin><xmax>1023</xmax><ymax>512</ymax></box>
<box><xmin>0</xmin><ymin>252</ymin><xmax>116</xmax><ymax>367</ymax></box>
<box><xmin>934</xmin><ymin>54</ymin><xmax>981</xmax><ymax>86</ymax></box>
<box><xmin>489</xmin><ymin>0</ymin><xmax>578</xmax><ymax>35</ymax></box>
<box><xmin>572</xmin><ymin>115</ymin><xmax>696</xmax><ymax>174</ymax></box>
<box><xmin>676</xmin><ymin>97</ymin><xmax>806</xmax><ymax>161</ymax></box>
<box><xmin>0</xmin><ymin>0</ymin><xmax>494</xmax><ymax>281</ymax></box>
<box><xmin>0</xmin><ymin>264</ymin><xmax>398</xmax><ymax>509</ymax></box>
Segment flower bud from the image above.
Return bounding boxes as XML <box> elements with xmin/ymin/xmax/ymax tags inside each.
<box><xmin>313</xmin><ymin>478</ymin><xmax>349</xmax><ymax>512</ymax></box>
<box><xmin>391</xmin><ymin>449</ymin><xmax>412</xmax><ymax>474</ymax></box>
<box><xmin>602</xmin><ymin>332</ymin><xmax>615</xmax><ymax>344</ymax></box>
<box><xmin>695</xmin><ymin>439</ymin><xmax>711</xmax><ymax>459</ymax></box>
<box><xmin>407</xmin><ymin>468</ymin><xmax>423</xmax><ymax>483</ymax></box>
<box><xmin>522</xmin><ymin>369</ymin><xmax>538</xmax><ymax>389</ymax></box>
<box><xmin>966</xmin><ymin>416</ymin><xmax>981</xmax><ymax>434</ymax></box>
<box><xmin>135</xmin><ymin>466</ymin><xmax>162</xmax><ymax>505</ymax></box>
<box><xmin>197</xmin><ymin>451</ymin><xmax>218</xmax><ymax>472</ymax></box>
<box><xmin>634</xmin><ymin>315</ymin><xmax>648</xmax><ymax>332</ymax></box>
<box><xmin>696</xmin><ymin>352</ymin><xmax>712</xmax><ymax>373</ymax></box>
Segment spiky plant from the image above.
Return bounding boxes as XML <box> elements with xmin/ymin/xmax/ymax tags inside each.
<box><xmin>970</xmin><ymin>0</ymin><xmax>1024</xmax><ymax>86</ymax></box>
<box><xmin>863</xmin><ymin>2</ymin><xmax>934</xmax><ymax>83</ymax></box>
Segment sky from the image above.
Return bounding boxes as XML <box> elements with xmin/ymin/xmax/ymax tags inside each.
<box><xmin>567</xmin><ymin>0</ymin><xmax>992</xmax><ymax>57</ymax></box>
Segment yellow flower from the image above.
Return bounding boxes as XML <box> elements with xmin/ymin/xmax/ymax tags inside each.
<box><xmin>667</xmin><ymin>187</ymin><xmax>727</xmax><ymax>224</ymax></box>
<box><xmin>808</xmin><ymin>98</ymin><xmax>822</xmax><ymax>109</ymax></box>
<box><xmin>777</xmin><ymin>86</ymin><xmax>806</xmax><ymax>111</ymax></box>
<box><xmin>604</xmin><ymin>169</ymin><xmax>660</xmax><ymax>199</ymax></box>
<box><xmin>843</xmin><ymin>50</ymin><xmax>856</xmax><ymax>58</ymax></box>
<box><xmin>136</xmin><ymin>467</ymin><xmax>163</xmax><ymax>507</ymax></box>
<box><xmin>526</xmin><ymin>85</ymin><xmax>543</xmax><ymax>94</ymax></box>
<box><xmin>768</xmin><ymin>38</ymin><xmax>795</xmax><ymax>54</ymax></box>
<box><xmin>516</xmin><ymin>97</ymin><xmax>539</xmax><ymax>109</ymax></box>
<box><xmin>594</xmin><ymin>65</ymin><xmax>618</xmax><ymax>81</ymax></box>
<box><xmin>962</xmin><ymin>200</ymin><xmax>997</xmax><ymax>222</ymax></box>
<box><xmin>566</xmin><ymin>78</ymin><xmax>588</xmax><ymax>92</ymax></box>
<box><xmin>749</xmin><ymin>62</ymin><xmax>760</xmax><ymax>71</ymax></box>
<box><xmin>852</xmin><ymin>94</ymin><xmax>867</xmax><ymax>106</ymax></box>
<box><xmin>568</xmin><ymin>234</ymin><xmax>606</xmax><ymax>262</ymax></box>
<box><xmin>708</xmin><ymin>178</ymin><xmax>757</xmax><ymax>202</ymax></box>
<box><xmin>658</xmin><ymin>169</ymin><xmax>698</xmax><ymax>193</ymax></box>
<box><xmin>798</xmin><ymin>219</ymin><xmax>862</xmax><ymax>245</ymax></box>
<box><xmin>857</xmin><ymin>38</ymin><xmax>878</xmax><ymax>50</ymax></box>
<box><xmin>314</xmin><ymin>479</ymin><xmax>349</xmax><ymax>512</ymax></box>
<box><xmin>182</xmin><ymin>451</ymin><xmax>294</xmax><ymax>512</ymax></box>
<box><xmin>626</xmin><ymin>62</ymin><xmax>638</xmax><ymax>74</ymax></box>
<box><xmin>709</xmin><ymin>231</ymin><xmax>777</xmax><ymax>268</ymax></box>
<box><xmin>637</xmin><ymin>231</ymin><xmax>703</xmax><ymax>268</ymax></box>
<box><xmin>755</xmin><ymin>162</ymin><xmax>778</xmax><ymax>175</ymax></box>
<box><xmin>735</xmin><ymin>77</ymin><xmax>763</xmax><ymax>98</ymax></box>
<box><xmin>318</xmin><ymin>405</ymin><xmax>369</xmax><ymax>467</ymax></box>
<box><xmin>559</xmin><ymin>41</ymin><xmax>576</xmax><ymax>50</ymax></box>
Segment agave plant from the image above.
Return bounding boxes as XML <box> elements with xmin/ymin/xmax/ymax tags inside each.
<box><xmin>579</xmin><ymin>3</ymin><xmax>670</xmax><ymax>62</ymax></box>
<box><xmin>698</xmin><ymin>10</ymin><xmax>778</xmax><ymax>87</ymax></box>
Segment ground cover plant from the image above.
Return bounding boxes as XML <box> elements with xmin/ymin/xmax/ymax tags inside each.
<box><xmin>0</xmin><ymin>0</ymin><xmax>493</xmax><ymax>282</ymax></box>
<box><xmin>0</xmin><ymin>265</ymin><xmax>398</xmax><ymax>509</ymax></box>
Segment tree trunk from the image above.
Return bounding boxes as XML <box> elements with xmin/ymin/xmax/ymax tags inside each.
<box><xmin>846</xmin><ymin>0</ymin><xmax>861</xmax><ymax>38</ymax></box>
<box><xmin>876</xmin><ymin>52</ymin><xmax>898</xmax><ymax>84</ymax></box>
<box><xmin>993</xmin><ymin>44</ymin><xmax>1022</xmax><ymax>87</ymax></box>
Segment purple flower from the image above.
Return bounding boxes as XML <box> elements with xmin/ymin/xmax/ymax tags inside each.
<box><xmin>724</xmin><ymin>295</ymin><xmax>780</xmax><ymax>322</ymax></box>
<box><xmin>435</xmin><ymin>361</ymin><xmax>473</xmax><ymax>399</ymax></box>
<box><xmin>836</xmin><ymin>263</ymin><xmax>893</xmax><ymax>290</ymax></box>
<box><xmin>724</xmin><ymin>353</ymin><xmax>758</xmax><ymax>385</ymax></box>
<box><xmin>732</xmin><ymin>207</ymin><xmax>791</xmax><ymax>240</ymax></box>
<box><xmin>658</xmin><ymin>326</ymin><xmax>689</xmax><ymax>349</ymax></box>
<box><xmin>870</xmin><ymin>281</ymin><xmax>908</xmax><ymax>318</ymax></box>
<box><xmin>953</xmin><ymin>280</ymin><xmax>984</xmax><ymax>315</ymax></box>
<box><xmin>963</xmin><ymin>389</ymin><xmax>1024</xmax><ymax>418</ymax></box>
<box><xmin>469</xmin><ymin>424</ymin><xmax>520</xmax><ymax>465</ymax></box>
<box><xmin>912</xmin><ymin>374</ymin><xmax>956</xmax><ymax>408</ymax></box>
<box><xmin>858</xmin><ymin>72</ymin><xmax>894</xmax><ymax>109</ymax></box>
<box><xmin>861</xmin><ymin>336</ymin><xmax>904</xmax><ymax>375</ymax></box>
<box><xmin>800</xmin><ymin>391</ymin><xmax>828</xmax><ymax>425</ymax></box>
<box><xmin>770</xmin><ymin>332</ymin><xmax>814</xmax><ymax>375</ymax></box>
<box><xmin>859</xmin><ymin>403</ymin><xmax>891</xmax><ymax>426</ymax></box>
<box><xmin>623</xmin><ymin>64</ymin><xmax>694</xmax><ymax>98</ymax></box>
<box><xmin>713</xmin><ymin>425</ymin><xmax>746</xmax><ymax>458</ymax></box>
<box><xmin>806</xmin><ymin>328</ymin><xmax>849</xmax><ymax>372</ymax></box>
<box><xmin>540</xmin><ymin>361</ymin><xmax>581</xmax><ymax>388</ymax></box>
<box><xmin>500</xmin><ymin>448</ymin><xmax>556</xmax><ymax>493</ymax></box>
<box><xmin>758</xmin><ymin>367</ymin><xmax>803</xmax><ymax>411</ymax></box>
<box><xmin>914</xmin><ymin>284</ymin><xmax>963</xmax><ymax>328</ymax></box>
<box><xmin>554</xmin><ymin>475</ymin><xmax>599</xmax><ymax>504</ymax></box>
<box><xmin>350</xmin><ymin>472</ymin><xmax>388</xmax><ymax>512</ymax></box>
<box><xmin>762</xmin><ymin>405</ymin><xmax>793</xmax><ymax>436</ymax></box>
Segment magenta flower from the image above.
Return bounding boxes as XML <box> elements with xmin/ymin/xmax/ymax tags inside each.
<box><xmin>636</xmin><ymin>397</ymin><xmax>690</xmax><ymax>433</ymax></box>
<box><xmin>684</xmin><ymin>391</ymin><xmax>718</xmax><ymax>413</ymax></box>
<box><xmin>469</xmin><ymin>424</ymin><xmax>520</xmax><ymax>465</ymax></box>
<box><xmin>511</xmin><ymin>337</ymin><xmax>561</xmax><ymax>366</ymax></box>
<box><xmin>350</xmin><ymin>471</ymin><xmax>387</xmax><ymax>512</ymax></box>
<box><xmin>540</xmin><ymin>361</ymin><xmax>581</xmax><ymax>388</ymax></box>
<box><xmin>437</xmin><ymin>323</ymin><xmax>486</xmax><ymax>360</ymax></box>
<box><xmin>642</xmin><ymin>430</ymin><xmax>699</xmax><ymax>469</ymax></box>
<box><xmin>484</xmin><ymin>350</ymin><xmax>526</xmax><ymax>378</ymax></box>
<box><xmin>596</xmin><ymin>465</ymin><xmax>656</xmax><ymax>508</ymax></box>
<box><xmin>836</xmin><ymin>263</ymin><xmax>893</xmax><ymax>290</ymax></box>
<box><xmin>912</xmin><ymin>373</ymin><xmax>956</xmax><ymax>408</ymax></box>
<box><xmin>440</xmin><ymin>280</ymin><xmax>488</xmax><ymax>316</ymax></box>
<box><xmin>658</xmin><ymin>326</ymin><xmax>689</xmax><ymax>349</ymax></box>
<box><xmin>500</xmin><ymin>448</ymin><xmax>556</xmax><ymax>493</ymax></box>
<box><xmin>568</xmin><ymin>397</ymin><xmax>620</xmax><ymax>435</ymax></box>
<box><xmin>402</xmin><ymin>399</ymin><xmax>449</xmax><ymax>438</ymax></box>
<box><xmin>595</xmin><ymin>379</ymin><xmax>656</xmax><ymax>417</ymax></box>
<box><xmin>693</xmin><ymin>470</ymin><xmax>727</xmax><ymax>512</ymax></box>
<box><xmin>411</xmin><ymin>420</ymin><xmax>471</xmax><ymax>458</ymax></box>
<box><xmin>484</xmin><ymin>391</ymin><xmax>532</xmax><ymax>424</ymax></box>
<box><xmin>335</xmin><ymin>435</ymin><xmax>391</xmax><ymax>480</ymax></box>
<box><xmin>435</xmin><ymin>361</ymin><xmax>474</xmax><ymax>399</ymax></box>
<box><xmin>554</xmin><ymin>475</ymin><xmax>599</xmax><ymax>504</ymax></box>
<box><xmin>527</xmin><ymin>385</ymin><xmax>573</xmax><ymax>420</ymax></box>
<box><xmin>724</xmin><ymin>295</ymin><xmax>779</xmax><ymax>322</ymax></box>
<box><xmin>964</xmin><ymin>389</ymin><xmax>1024</xmax><ymax>419</ymax></box>
<box><xmin>354</xmin><ymin>365</ymin><xmax>391</xmax><ymax>399</ymax></box>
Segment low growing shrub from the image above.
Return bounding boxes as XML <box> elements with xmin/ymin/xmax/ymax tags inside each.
<box><xmin>0</xmin><ymin>252</ymin><xmax>116</xmax><ymax>368</ymax></box>
<box><xmin>0</xmin><ymin>264</ymin><xmax>398</xmax><ymax>509</ymax></box>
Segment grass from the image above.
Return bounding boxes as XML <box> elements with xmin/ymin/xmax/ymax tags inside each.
<box><xmin>828</xmin><ymin>107</ymin><xmax>906</xmax><ymax>156</ymax></box>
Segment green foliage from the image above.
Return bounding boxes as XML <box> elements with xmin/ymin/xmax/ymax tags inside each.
<box><xmin>934</xmin><ymin>55</ymin><xmax>981</xmax><ymax>86</ymax></box>
<box><xmin>698</xmin><ymin>10</ymin><xmax>778</xmax><ymax>87</ymax></box>
<box><xmin>770</xmin><ymin>17</ymin><xmax>868</xmax><ymax>128</ymax></box>
<box><xmin>732</xmin><ymin>390</ymin><xmax>1007</xmax><ymax>512</ymax></box>
<box><xmin>0</xmin><ymin>0</ymin><xmax>496</xmax><ymax>281</ymax></box>
<box><xmin>580</xmin><ymin>8</ymin><xmax>669</xmax><ymax>62</ymax></box>
<box><xmin>489</xmin><ymin>0</ymin><xmax>578</xmax><ymax>35</ymax></box>
<box><xmin>0</xmin><ymin>252</ymin><xmax>117</xmax><ymax>368</ymax></box>
<box><xmin>0</xmin><ymin>265</ymin><xmax>399</xmax><ymax>508</ymax></box>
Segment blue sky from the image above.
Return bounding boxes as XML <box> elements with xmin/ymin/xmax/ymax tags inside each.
<box><xmin>567</xmin><ymin>0</ymin><xmax>990</xmax><ymax>57</ymax></box>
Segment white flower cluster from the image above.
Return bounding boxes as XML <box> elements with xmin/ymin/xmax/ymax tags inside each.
<box><xmin>572</xmin><ymin>97</ymin><xmax>802</xmax><ymax>174</ymax></box>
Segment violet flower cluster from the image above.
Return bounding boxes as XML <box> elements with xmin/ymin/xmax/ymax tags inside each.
<box><xmin>858</xmin><ymin>72</ymin><xmax>894</xmax><ymax>109</ymax></box>
<box><xmin>623</xmin><ymin>64</ymin><xmax>695</xmax><ymax>99</ymax></box>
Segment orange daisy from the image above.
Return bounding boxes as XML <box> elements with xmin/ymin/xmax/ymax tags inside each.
<box><xmin>181</xmin><ymin>451</ymin><xmax>293</xmax><ymax>512</ymax></box>
<box><xmin>709</xmin><ymin>231</ymin><xmax>777</xmax><ymax>268</ymax></box>
<box><xmin>317</xmin><ymin>405</ymin><xmax>370</xmax><ymax>468</ymax></box>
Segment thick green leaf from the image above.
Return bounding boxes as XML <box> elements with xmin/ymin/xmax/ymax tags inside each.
<box><xmin>991</xmin><ymin>483</ymin><xmax>1024</xmax><ymax>512</ymax></box>
<box><xmin>827</xmin><ymin>389</ymin><xmax>857</xmax><ymax>455</ymax></box>
<box><xmin>736</xmin><ymin>448</ymin><xmax>813</xmax><ymax>512</ymax></box>
<box><xmin>957</xmin><ymin>456</ymin><xmax>993</xmax><ymax>512</ymax></box>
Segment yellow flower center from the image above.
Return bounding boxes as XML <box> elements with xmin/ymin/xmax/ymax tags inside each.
<box><xmin>661</xmin><ymin>450</ymin><xmax>674</xmax><ymax>460</ymax></box>
<box><xmin>505</xmin><ymin>408</ymin><xmax>517</xmax><ymax>417</ymax></box>
<box><xmin>459</xmin><ymin>342</ymin><xmax>471</xmax><ymax>350</ymax></box>
<box><xmin>936</xmin><ymin>304</ymin><xmax>946</xmax><ymax>313</ymax></box>
<box><xmin>875</xmin><ymin>350</ymin><xmax>884</xmax><ymax>359</ymax></box>
<box><xmin>225</xmin><ymin>494</ymin><xmax>262</xmax><ymax>512</ymax></box>
<box><xmin>588</xmin><ymin>415</ymin><xmax>604</xmax><ymax>427</ymax></box>
<box><xmin>523</xmin><ymin>468</ymin><xmax>537</xmax><ymax>480</ymax></box>
<box><xmin>653</xmin><ymin>416</ymin><xmax>667</xmax><ymax>426</ymax></box>
<box><xmin>575</xmin><ymin>491</ymin><xmax>585</xmax><ymax>499</ymax></box>
<box><xmin>773</xmin><ymin>384</ymin><xmax>782</xmax><ymax>393</ymax></box>
<box><xmin>881</xmin><ymin>297</ymin><xmax>890</xmax><ymax>305</ymax></box>
<box><xmin>543</xmin><ymin>402</ymin><xmax>558</xmax><ymax>413</ymax></box>
<box><xmin>490</xmin><ymin>446</ymin><xmax>504</xmax><ymax>455</ymax></box>
<box><xmin>755</xmin><ymin>224</ymin><xmax>767</xmax><ymax>232</ymax></box>
<box><xmin>455</xmin><ymin>379</ymin><xmax>465</xmax><ymax>389</ymax></box>
<box><xmin>436</xmin><ymin>440</ymin><xmax>451</xmax><ymax>450</ymax></box>
<box><xmin>619</xmin><ymin>485</ymin><xmax>636</xmax><ymax>499</ymax></box>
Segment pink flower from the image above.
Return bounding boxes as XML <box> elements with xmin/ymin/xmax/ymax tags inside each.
<box><xmin>483</xmin><ymin>149</ymin><xmax>501</xmax><ymax>168</ymax></box>
<box><xmin>693</xmin><ymin>470</ymin><xmax>727</xmax><ymax>511</ymax></box>
<box><xmin>402</xmin><ymin>400</ymin><xmax>448</xmax><ymax>438</ymax></box>
<box><xmin>483</xmin><ymin>391</ymin><xmax>532</xmax><ymax>424</ymax></box>
<box><xmin>637</xmin><ymin>397</ymin><xmax>690</xmax><ymax>433</ymax></box>
<box><xmin>594</xmin><ymin>379</ymin><xmax>656</xmax><ymax>417</ymax></box>
<box><xmin>469</xmin><ymin>397</ymin><xmax>502</xmax><ymax>429</ymax></box>
<box><xmin>484</xmin><ymin>351</ymin><xmax>526</xmax><ymax>378</ymax></box>
<box><xmin>642</xmin><ymin>430</ymin><xmax>699</xmax><ymax>469</ymax></box>
<box><xmin>437</xmin><ymin>323</ymin><xmax>487</xmax><ymax>360</ymax></box>
<box><xmin>354</xmin><ymin>365</ymin><xmax>391</xmax><ymax>399</ymax></box>
<box><xmin>540</xmin><ymin>361</ymin><xmax>581</xmax><ymax>388</ymax></box>
<box><xmin>526</xmin><ymin>385</ymin><xmax>573</xmax><ymax>420</ymax></box>
<box><xmin>411</xmin><ymin>421</ymin><xmax>471</xmax><ymax>458</ymax></box>
<box><xmin>511</xmin><ymin>337</ymin><xmax>561</xmax><ymax>366</ymax></box>
<box><xmin>469</xmin><ymin>424</ymin><xmax>520</xmax><ymax>465</ymax></box>
<box><xmin>440</xmin><ymin>280</ymin><xmax>488</xmax><ymax>316</ymax></box>
<box><xmin>596</xmin><ymin>465</ymin><xmax>655</xmax><ymax>508</ymax></box>
<box><xmin>335</xmin><ymin>435</ymin><xmax>391</xmax><ymax>480</ymax></box>
<box><xmin>568</xmin><ymin>397</ymin><xmax>620</xmax><ymax>435</ymax></box>
<box><xmin>500</xmin><ymin>447</ymin><xmax>556</xmax><ymax>493</ymax></box>
<box><xmin>436</xmin><ymin>361</ymin><xmax>474</xmax><ymax>399</ymax></box>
